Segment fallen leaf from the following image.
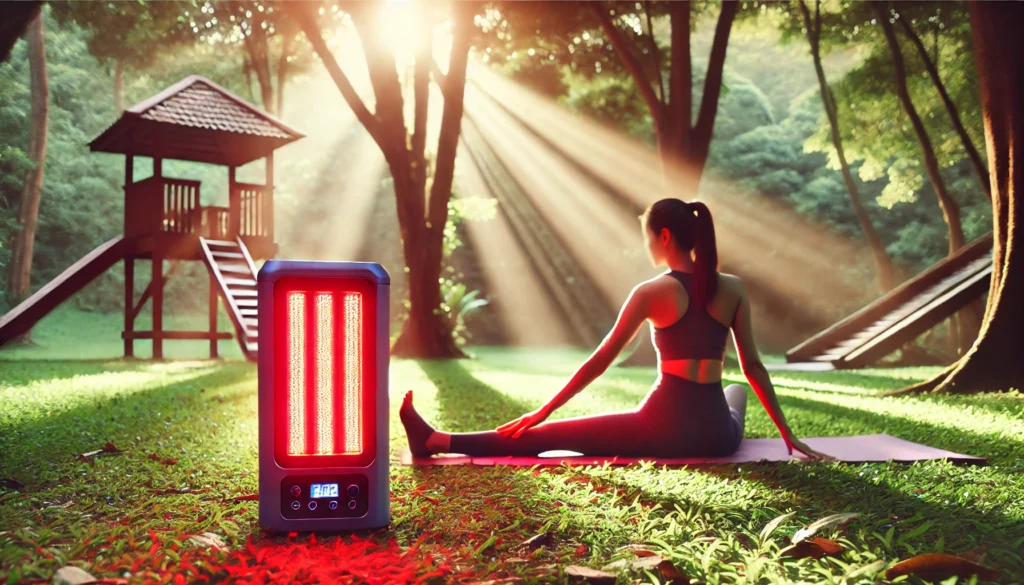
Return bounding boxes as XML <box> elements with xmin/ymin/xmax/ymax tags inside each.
<box><xmin>187</xmin><ymin>532</ymin><xmax>227</xmax><ymax>550</ymax></box>
<box><xmin>657</xmin><ymin>559</ymin><xmax>689</xmax><ymax>583</ymax></box>
<box><xmin>522</xmin><ymin>531</ymin><xmax>554</xmax><ymax>550</ymax></box>
<box><xmin>0</xmin><ymin>477</ymin><xmax>25</xmax><ymax>490</ymax></box>
<box><xmin>52</xmin><ymin>566</ymin><xmax>95</xmax><ymax>585</ymax></box>
<box><xmin>565</xmin><ymin>565</ymin><xmax>616</xmax><ymax>584</ymax></box>
<box><xmin>782</xmin><ymin>537</ymin><xmax>844</xmax><ymax>559</ymax></box>
<box><xmin>148</xmin><ymin>453</ymin><xmax>178</xmax><ymax>465</ymax></box>
<box><xmin>231</xmin><ymin>493</ymin><xmax>259</xmax><ymax>501</ymax></box>
<box><xmin>575</xmin><ymin>544</ymin><xmax>588</xmax><ymax>557</ymax></box>
<box><xmin>885</xmin><ymin>553</ymin><xmax>999</xmax><ymax>582</ymax></box>
<box><xmin>102</xmin><ymin>443</ymin><xmax>121</xmax><ymax>453</ymax></box>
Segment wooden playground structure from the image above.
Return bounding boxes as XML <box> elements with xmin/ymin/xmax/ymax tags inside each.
<box><xmin>0</xmin><ymin>75</ymin><xmax>303</xmax><ymax>361</ymax></box>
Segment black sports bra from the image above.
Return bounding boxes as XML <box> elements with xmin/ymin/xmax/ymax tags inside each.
<box><xmin>651</xmin><ymin>271</ymin><xmax>733</xmax><ymax>361</ymax></box>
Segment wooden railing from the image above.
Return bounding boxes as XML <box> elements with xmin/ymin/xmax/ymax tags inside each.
<box><xmin>235</xmin><ymin>182</ymin><xmax>272</xmax><ymax>239</ymax></box>
<box><xmin>202</xmin><ymin>206</ymin><xmax>230</xmax><ymax>240</ymax></box>
<box><xmin>161</xmin><ymin>178</ymin><xmax>201</xmax><ymax>234</ymax></box>
<box><xmin>124</xmin><ymin>178</ymin><xmax>273</xmax><ymax>241</ymax></box>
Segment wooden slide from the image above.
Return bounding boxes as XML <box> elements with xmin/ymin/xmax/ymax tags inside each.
<box><xmin>199</xmin><ymin>237</ymin><xmax>259</xmax><ymax>361</ymax></box>
<box><xmin>786</xmin><ymin>233</ymin><xmax>993</xmax><ymax>369</ymax></box>
<box><xmin>0</xmin><ymin>236</ymin><xmax>130</xmax><ymax>346</ymax></box>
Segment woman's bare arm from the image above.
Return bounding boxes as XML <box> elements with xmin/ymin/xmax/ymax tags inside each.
<box><xmin>729</xmin><ymin>283</ymin><xmax>792</xmax><ymax>434</ymax></box>
<box><xmin>728</xmin><ymin>278</ymin><xmax>833</xmax><ymax>459</ymax></box>
<box><xmin>540</xmin><ymin>283</ymin><xmax>651</xmax><ymax>415</ymax></box>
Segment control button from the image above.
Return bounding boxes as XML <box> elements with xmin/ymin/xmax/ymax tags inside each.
<box><xmin>290</xmin><ymin>501</ymin><xmax>301</xmax><ymax>511</ymax></box>
<box><xmin>308</xmin><ymin>500</ymin><xmax>318</xmax><ymax>511</ymax></box>
<box><xmin>290</xmin><ymin>485</ymin><xmax>301</xmax><ymax>498</ymax></box>
<box><xmin>347</xmin><ymin>499</ymin><xmax>358</xmax><ymax>510</ymax></box>
<box><xmin>328</xmin><ymin>500</ymin><xmax>339</xmax><ymax>510</ymax></box>
<box><xmin>347</xmin><ymin>484</ymin><xmax>360</xmax><ymax>497</ymax></box>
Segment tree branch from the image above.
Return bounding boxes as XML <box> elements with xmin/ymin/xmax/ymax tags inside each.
<box><xmin>427</xmin><ymin>2</ymin><xmax>475</xmax><ymax>238</ymax></box>
<box><xmin>895</xmin><ymin>9</ymin><xmax>991</xmax><ymax>199</ymax></box>
<box><xmin>590</xmin><ymin>2</ymin><xmax>665</xmax><ymax>130</ymax></box>
<box><xmin>285</xmin><ymin>3</ymin><xmax>386</xmax><ymax>147</ymax></box>
<box><xmin>691</xmin><ymin>0</ymin><xmax>739</xmax><ymax>152</ymax></box>
<box><xmin>642</xmin><ymin>1</ymin><xmax>664</xmax><ymax>102</ymax></box>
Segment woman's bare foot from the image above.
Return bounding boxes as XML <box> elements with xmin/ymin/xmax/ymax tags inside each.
<box><xmin>399</xmin><ymin>390</ymin><xmax>436</xmax><ymax>458</ymax></box>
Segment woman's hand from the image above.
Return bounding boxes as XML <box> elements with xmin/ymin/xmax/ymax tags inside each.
<box><xmin>782</xmin><ymin>428</ymin><xmax>837</xmax><ymax>462</ymax></box>
<box><xmin>496</xmin><ymin>407</ymin><xmax>551</xmax><ymax>439</ymax></box>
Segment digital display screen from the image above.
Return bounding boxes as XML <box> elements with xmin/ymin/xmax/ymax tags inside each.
<box><xmin>310</xmin><ymin>483</ymin><xmax>339</xmax><ymax>499</ymax></box>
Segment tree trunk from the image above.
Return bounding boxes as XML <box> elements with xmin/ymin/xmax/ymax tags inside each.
<box><xmin>113</xmin><ymin>55</ymin><xmax>124</xmax><ymax>113</ymax></box>
<box><xmin>799</xmin><ymin>0</ymin><xmax>896</xmax><ymax>293</ymax></box>
<box><xmin>288</xmin><ymin>1</ymin><xmax>473</xmax><ymax>358</ymax></box>
<box><xmin>891</xmin><ymin>1</ymin><xmax>1024</xmax><ymax>395</ymax></box>
<box><xmin>896</xmin><ymin>11</ymin><xmax>990</xmax><ymax>200</ymax></box>
<box><xmin>875</xmin><ymin>3</ymin><xmax>966</xmax><ymax>255</ymax></box>
<box><xmin>275</xmin><ymin>24</ymin><xmax>294</xmax><ymax>117</ymax></box>
<box><xmin>6</xmin><ymin>13</ymin><xmax>48</xmax><ymax>342</ymax></box>
<box><xmin>242</xmin><ymin>6</ymin><xmax>275</xmax><ymax>115</ymax></box>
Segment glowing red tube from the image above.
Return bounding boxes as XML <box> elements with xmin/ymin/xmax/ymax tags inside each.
<box><xmin>314</xmin><ymin>293</ymin><xmax>334</xmax><ymax>455</ymax></box>
<box><xmin>343</xmin><ymin>293</ymin><xmax>362</xmax><ymax>454</ymax></box>
<box><xmin>287</xmin><ymin>292</ymin><xmax>306</xmax><ymax>455</ymax></box>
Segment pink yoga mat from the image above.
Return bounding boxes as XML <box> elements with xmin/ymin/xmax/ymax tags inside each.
<box><xmin>398</xmin><ymin>434</ymin><xmax>985</xmax><ymax>466</ymax></box>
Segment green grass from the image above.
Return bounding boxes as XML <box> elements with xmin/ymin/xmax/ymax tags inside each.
<box><xmin>1</xmin><ymin>313</ymin><xmax>1023</xmax><ymax>584</ymax></box>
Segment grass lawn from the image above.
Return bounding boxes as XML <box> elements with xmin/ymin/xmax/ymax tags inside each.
<box><xmin>1</xmin><ymin>310</ymin><xmax>1022</xmax><ymax>584</ymax></box>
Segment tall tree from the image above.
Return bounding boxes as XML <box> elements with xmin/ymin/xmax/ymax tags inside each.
<box><xmin>6</xmin><ymin>12</ymin><xmax>49</xmax><ymax>339</ymax></box>
<box><xmin>286</xmin><ymin>1</ymin><xmax>477</xmax><ymax>357</ymax></box>
<box><xmin>797</xmin><ymin>0</ymin><xmax>896</xmax><ymax>292</ymax></box>
<box><xmin>895</xmin><ymin>1</ymin><xmax>1024</xmax><ymax>394</ymax></box>
<box><xmin>874</xmin><ymin>2</ymin><xmax>965</xmax><ymax>255</ymax></box>
<box><xmin>893</xmin><ymin>4</ymin><xmax>989</xmax><ymax>200</ymax></box>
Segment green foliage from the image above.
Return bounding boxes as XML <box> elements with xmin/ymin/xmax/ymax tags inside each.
<box><xmin>439</xmin><ymin>195</ymin><xmax>498</xmax><ymax>346</ymax></box>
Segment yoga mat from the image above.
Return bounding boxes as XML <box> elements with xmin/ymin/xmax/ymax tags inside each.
<box><xmin>399</xmin><ymin>434</ymin><xmax>985</xmax><ymax>467</ymax></box>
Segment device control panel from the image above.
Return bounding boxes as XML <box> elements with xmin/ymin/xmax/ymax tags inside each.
<box><xmin>280</xmin><ymin>474</ymin><xmax>369</xmax><ymax>519</ymax></box>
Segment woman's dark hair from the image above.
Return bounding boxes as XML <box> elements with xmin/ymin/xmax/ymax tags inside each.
<box><xmin>641</xmin><ymin>198</ymin><xmax>719</xmax><ymax>308</ymax></box>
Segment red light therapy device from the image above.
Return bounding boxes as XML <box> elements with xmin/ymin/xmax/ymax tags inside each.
<box><xmin>258</xmin><ymin>260</ymin><xmax>390</xmax><ymax>532</ymax></box>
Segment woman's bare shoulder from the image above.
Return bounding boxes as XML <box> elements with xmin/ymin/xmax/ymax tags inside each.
<box><xmin>717</xmin><ymin>273</ymin><xmax>748</xmax><ymax>298</ymax></box>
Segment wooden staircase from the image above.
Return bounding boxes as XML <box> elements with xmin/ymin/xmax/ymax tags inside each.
<box><xmin>786</xmin><ymin>233</ymin><xmax>994</xmax><ymax>368</ymax></box>
<box><xmin>200</xmin><ymin>237</ymin><xmax>259</xmax><ymax>361</ymax></box>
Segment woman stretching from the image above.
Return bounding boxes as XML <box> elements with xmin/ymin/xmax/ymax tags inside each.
<box><xmin>401</xmin><ymin>198</ymin><xmax>831</xmax><ymax>461</ymax></box>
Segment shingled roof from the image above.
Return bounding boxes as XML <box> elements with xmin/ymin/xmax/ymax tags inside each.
<box><xmin>89</xmin><ymin>75</ymin><xmax>303</xmax><ymax>166</ymax></box>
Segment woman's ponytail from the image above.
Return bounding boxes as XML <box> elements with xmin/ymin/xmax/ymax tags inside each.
<box><xmin>640</xmin><ymin>197</ymin><xmax>719</xmax><ymax>308</ymax></box>
<box><xmin>689</xmin><ymin>201</ymin><xmax>719</xmax><ymax>309</ymax></box>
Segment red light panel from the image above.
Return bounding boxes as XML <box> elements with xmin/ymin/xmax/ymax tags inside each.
<box><xmin>274</xmin><ymin>277</ymin><xmax>375</xmax><ymax>468</ymax></box>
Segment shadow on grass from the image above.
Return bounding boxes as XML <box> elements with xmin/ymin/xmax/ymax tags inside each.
<box><xmin>417</xmin><ymin>359</ymin><xmax>534</xmax><ymax>433</ymax></box>
<box><xmin>778</xmin><ymin>392</ymin><xmax>1021</xmax><ymax>466</ymax></box>
<box><xmin>0</xmin><ymin>363</ymin><xmax>255</xmax><ymax>482</ymax></box>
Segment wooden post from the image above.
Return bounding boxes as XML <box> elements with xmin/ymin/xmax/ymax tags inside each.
<box><xmin>228</xmin><ymin>166</ymin><xmax>239</xmax><ymax>238</ymax></box>
<box><xmin>124</xmin><ymin>257</ymin><xmax>134</xmax><ymax>358</ymax></box>
<box><xmin>124</xmin><ymin>155</ymin><xmax>135</xmax><ymax>358</ymax></box>
<box><xmin>152</xmin><ymin>251</ymin><xmax>164</xmax><ymax>360</ymax></box>
<box><xmin>209</xmin><ymin>270</ymin><xmax>219</xmax><ymax>359</ymax></box>
<box><xmin>265</xmin><ymin>153</ymin><xmax>274</xmax><ymax>240</ymax></box>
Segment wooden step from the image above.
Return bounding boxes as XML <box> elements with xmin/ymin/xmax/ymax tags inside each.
<box><xmin>234</xmin><ymin>298</ymin><xmax>258</xmax><ymax>307</ymax></box>
<box><xmin>223</xmin><ymin>277</ymin><xmax>256</xmax><ymax>287</ymax></box>
<box><xmin>211</xmin><ymin>251</ymin><xmax>245</xmax><ymax>260</ymax></box>
<box><xmin>204</xmin><ymin>239</ymin><xmax>239</xmax><ymax>248</ymax></box>
<box><xmin>239</xmin><ymin>308</ymin><xmax>258</xmax><ymax>317</ymax></box>
<box><xmin>218</xmin><ymin>263</ymin><xmax>253</xmax><ymax>275</ymax></box>
<box><xmin>229</xmin><ymin>289</ymin><xmax>258</xmax><ymax>298</ymax></box>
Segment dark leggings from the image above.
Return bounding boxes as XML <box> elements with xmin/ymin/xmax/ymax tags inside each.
<box><xmin>448</xmin><ymin>374</ymin><xmax>744</xmax><ymax>458</ymax></box>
